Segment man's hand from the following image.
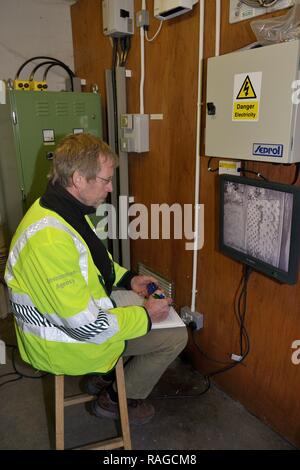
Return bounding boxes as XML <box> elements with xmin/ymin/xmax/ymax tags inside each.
<box><xmin>143</xmin><ymin>296</ymin><xmax>172</xmax><ymax>323</ymax></box>
<box><xmin>130</xmin><ymin>275</ymin><xmax>159</xmax><ymax>297</ymax></box>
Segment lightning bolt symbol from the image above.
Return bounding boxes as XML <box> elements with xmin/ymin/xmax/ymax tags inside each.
<box><xmin>244</xmin><ymin>81</ymin><xmax>249</xmax><ymax>97</ymax></box>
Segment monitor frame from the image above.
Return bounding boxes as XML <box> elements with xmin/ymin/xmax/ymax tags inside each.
<box><xmin>219</xmin><ymin>174</ymin><xmax>300</xmax><ymax>284</ymax></box>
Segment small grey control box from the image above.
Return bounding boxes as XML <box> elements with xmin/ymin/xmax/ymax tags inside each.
<box><xmin>120</xmin><ymin>114</ymin><xmax>149</xmax><ymax>153</ymax></box>
<box><xmin>102</xmin><ymin>0</ymin><xmax>134</xmax><ymax>37</ymax></box>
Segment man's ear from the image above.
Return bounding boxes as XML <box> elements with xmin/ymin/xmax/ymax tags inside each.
<box><xmin>72</xmin><ymin>170</ymin><xmax>83</xmax><ymax>189</ymax></box>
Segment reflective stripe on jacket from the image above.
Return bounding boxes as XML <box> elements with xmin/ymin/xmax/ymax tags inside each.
<box><xmin>5</xmin><ymin>200</ymin><xmax>150</xmax><ymax>375</ymax></box>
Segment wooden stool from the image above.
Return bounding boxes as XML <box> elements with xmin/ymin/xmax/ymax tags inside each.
<box><xmin>54</xmin><ymin>357</ymin><xmax>132</xmax><ymax>450</ymax></box>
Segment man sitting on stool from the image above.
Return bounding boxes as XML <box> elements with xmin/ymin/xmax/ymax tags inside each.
<box><xmin>5</xmin><ymin>133</ymin><xmax>187</xmax><ymax>425</ymax></box>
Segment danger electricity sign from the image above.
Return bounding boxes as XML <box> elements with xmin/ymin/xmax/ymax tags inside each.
<box><xmin>232</xmin><ymin>72</ymin><xmax>262</xmax><ymax>122</ymax></box>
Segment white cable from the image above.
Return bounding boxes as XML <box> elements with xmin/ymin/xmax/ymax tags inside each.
<box><xmin>215</xmin><ymin>0</ymin><xmax>221</xmax><ymax>57</ymax></box>
<box><xmin>140</xmin><ymin>22</ymin><xmax>145</xmax><ymax>114</ymax></box>
<box><xmin>145</xmin><ymin>20</ymin><xmax>163</xmax><ymax>42</ymax></box>
<box><xmin>192</xmin><ymin>0</ymin><xmax>218</xmax><ymax>308</ymax></box>
<box><xmin>191</xmin><ymin>0</ymin><xmax>205</xmax><ymax>313</ymax></box>
<box><xmin>140</xmin><ymin>0</ymin><xmax>146</xmax><ymax>114</ymax></box>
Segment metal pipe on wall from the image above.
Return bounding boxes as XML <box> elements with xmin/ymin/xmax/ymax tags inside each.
<box><xmin>191</xmin><ymin>0</ymin><xmax>221</xmax><ymax>311</ymax></box>
<box><xmin>191</xmin><ymin>0</ymin><xmax>205</xmax><ymax>312</ymax></box>
<box><xmin>140</xmin><ymin>0</ymin><xmax>146</xmax><ymax>114</ymax></box>
<box><xmin>215</xmin><ymin>0</ymin><xmax>221</xmax><ymax>57</ymax></box>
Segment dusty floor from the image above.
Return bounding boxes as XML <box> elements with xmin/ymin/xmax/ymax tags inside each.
<box><xmin>0</xmin><ymin>315</ymin><xmax>295</xmax><ymax>450</ymax></box>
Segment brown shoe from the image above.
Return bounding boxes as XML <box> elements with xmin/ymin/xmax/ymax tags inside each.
<box><xmin>91</xmin><ymin>389</ymin><xmax>155</xmax><ymax>425</ymax></box>
<box><xmin>81</xmin><ymin>374</ymin><xmax>112</xmax><ymax>395</ymax></box>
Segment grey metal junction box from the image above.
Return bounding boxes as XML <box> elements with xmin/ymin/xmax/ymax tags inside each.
<box><xmin>205</xmin><ymin>40</ymin><xmax>300</xmax><ymax>164</ymax></box>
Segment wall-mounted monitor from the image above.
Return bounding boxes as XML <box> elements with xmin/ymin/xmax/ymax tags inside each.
<box><xmin>219</xmin><ymin>175</ymin><xmax>300</xmax><ymax>284</ymax></box>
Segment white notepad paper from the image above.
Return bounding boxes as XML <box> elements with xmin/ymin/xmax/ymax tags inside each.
<box><xmin>111</xmin><ymin>290</ymin><xmax>185</xmax><ymax>329</ymax></box>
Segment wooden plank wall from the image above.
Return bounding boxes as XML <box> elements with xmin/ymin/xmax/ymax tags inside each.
<box><xmin>197</xmin><ymin>0</ymin><xmax>300</xmax><ymax>448</ymax></box>
<box><xmin>71</xmin><ymin>0</ymin><xmax>300</xmax><ymax>446</ymax></box>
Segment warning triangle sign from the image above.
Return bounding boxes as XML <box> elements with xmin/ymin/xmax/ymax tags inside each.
<box><xmin>236</xmin><ymin>75</ymin><xmax>257</xmax><ymax>99</ymax></box>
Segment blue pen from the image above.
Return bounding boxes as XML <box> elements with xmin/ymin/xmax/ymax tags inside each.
<box><xmin>147</xmin><ymin>282</ymin><xmax>158</xmax><ymax>295</ymax></box>
<box><xmin>147</xmin><ymin>282</ymin><xmax>165</xmax><ymax>299</ymax></box>
<box><xmin>152</xmin><ymin>292</ymin><xmax>166</xmax><ymax>299</ymax></box>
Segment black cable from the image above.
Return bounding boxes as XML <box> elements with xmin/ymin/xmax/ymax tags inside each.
<box><xmin>29</xmin><ymin>60</ymin><xmax>56</xmax><ymax>81</ymax></box>
<box><xmin>241</xmin><ymin>162</ymin><xmax>298</xmax><ymax>185</ymax></box>
<box><xmin>204</xmin><ymin>266</ymin><xmax>252</xmax><ymax>379</ymax></box>
<box><xmin>125</xmin><ymin>36</ymin><xmax>131</xmax><ymax>64</ymax></box>
<box><xmin>234</xmin><ymin>265</ymin><xmax>248</xmax><ymax>355</ymax></box>
<box><xmin>119</xmin><ymin>38</ymin><xmax>124</xmax><ymax>65</ymax></box>
<box><xmin>29</xmin><ymin>61</ymin><xmax>74</xmax><ymax>91</ymax></box>
<box><xmin>0</xmin><ymin>371</ymin><xmax>19</xmax><ymax>379</ymax></box>
<box><xmin>240</xmin><ymin>168</ymin><xmax>268</xmax><ymax>181</ymax></box>
<box><xmin>0</xmin><ymin>375</ymin><xmax>23</xmax><ymax>388</ymax></box>
<box><xmin>119</xmin><ymin>38</ymin><xmax>124</xmax><ymax>66</ymax></box>
<box><xmin>0</xmin><ymin>345</ymin><xmax>22</xmax><ymax>388</ymax></box>
<box><xmin>29</xmin><ymin>60</ymin><xmax>75</xmax><ymax>80</ymax></box>
<box><xmin>11</xmin><ymin>346</ymin><xmax>48</xmax><ymax>379</ymax></box>
<box><xmin>236</xmin><ymin>266</ymin><xmax>252</xmax><ymax>358</ymax></box>
<box><xmin>112</xmin><ymin>38</ymin><xmax>118</xmax><ymax>70</ymax></box>
<box><xmin>238</xmin><ymin>161</ymin><xmax>268</xmax><ymax>181</ymax></box>
<box><xmin>187</xmin><ymin>266</ymin><xmax>252</xmax><ymax>371</ymax></box>
<box><xmin>119</xmin><ymin>36</ymin><xmax>131</xmax><ymax>66</ymax></box>
<box><xmin>42</xmin><ymin>62</ymin><xmax>74</xmax><ymax>92</ymax></box>
<box><xmin>43</xmin><ymin>62</ymin><xmax>59</xmax><ymax>80</ymax></box>
<box><xmin>15</xmin><ymin>56</ymin><xmax>75</xmax><ymax>80</ymax></box>
<box><xmin>0</xmin><ymin>344</ymin><xmax>48</xmax><ymax>389</ymax></box>
<box><xmin>207</xmin><ymin>157</ymin><xmax>219</xmax><ymax>173</ymax></box>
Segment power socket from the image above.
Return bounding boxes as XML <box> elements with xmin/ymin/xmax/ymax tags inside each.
<box><xmin>136</xmin><ymin>9</ymin><xmax>149</xmax><ymax>27</ymax></box>
<box><xmin>180</xmin><ymin>306</ymin><xmax>204</xmax><ymax>330</ymax></box>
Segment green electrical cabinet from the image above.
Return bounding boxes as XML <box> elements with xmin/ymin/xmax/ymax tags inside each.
<box><xmin>0</xmin><ymin>89</ymin><xmax>102</xmax><ymax>240</ymax></box>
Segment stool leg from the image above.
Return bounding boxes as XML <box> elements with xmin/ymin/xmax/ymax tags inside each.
<box><xmin>55</xmin><ymin>375</ymin><xmax>65</xmax><ymax>450</ymax></box>
<box><xmin>115</xmin><ymin>358</ymin><xmax>132</xmax><ymax>450</ymax></box>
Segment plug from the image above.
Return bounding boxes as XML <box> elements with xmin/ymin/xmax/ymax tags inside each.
<box><xmin>231</xmin><ymin>353</ymin><xmax>243</xmax><ymax>362</ymax></box>
<box><xmin>180</xmin><ymin>306</ymin><xmax>204</xmax><ymax>331</ymax></box>
<box><xmin>189</xmin><ymin>321</ymin><xmax>197</xmax><ymax>331</ymax></box>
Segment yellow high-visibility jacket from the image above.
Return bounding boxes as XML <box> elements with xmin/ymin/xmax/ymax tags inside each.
<box><xmin>5</xmin><ymin>200</ymin><xmax>150</xmax><ymax>375</ymax></box>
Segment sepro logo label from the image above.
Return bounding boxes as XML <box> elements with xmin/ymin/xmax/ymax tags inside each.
<box><xmin>253</xmin><ymin>143</ymin><xmax>283</xmax><ymax>158</ymax></box>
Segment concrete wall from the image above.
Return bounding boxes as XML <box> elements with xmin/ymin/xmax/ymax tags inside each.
<box><xmin>0</xmin><ymin>0</ymin><xmax>75</xmax><ymax>91</ymax></box>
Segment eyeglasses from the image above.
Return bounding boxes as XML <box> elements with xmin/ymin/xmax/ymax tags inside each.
<box><xmin>95</xmin><ymin>175</ymin><xmax>113</xmax><ymax>185</ymax></box>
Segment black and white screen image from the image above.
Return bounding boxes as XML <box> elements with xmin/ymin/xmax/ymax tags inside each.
<box><xmin>223</xmin><ymin>182</ymin><xmax>294</xmax><ymax>272</ymax></box>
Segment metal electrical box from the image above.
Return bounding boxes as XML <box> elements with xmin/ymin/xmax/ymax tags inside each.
<box><xmin>154</xmin><ymin>0</ymin><xmax>198</xmax><ymax>21</ymax></box>
<box><xmin>0</xmin><ymin>88</ymin><xmax>102</xmax><ymax>239</ymax></box>
<box><xmin>120</xmin><ymin>113</ymin><xmax>149</xmax><ymax>153</ymax></box>
<box><xmin>102</xmin><ymin>0</ymin><xmax>134</xmax><ymax>37</ymax></box>
<box><xmin>206</xmin><ymin>40</ymin><xmax>300</xmax><ymax>164</ymax></box>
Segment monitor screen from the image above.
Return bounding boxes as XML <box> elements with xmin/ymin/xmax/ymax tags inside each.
<box><xmin>219</xmin><ymin>175</ymin><xmax>300</xmax><ymax>284</ymax></box>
